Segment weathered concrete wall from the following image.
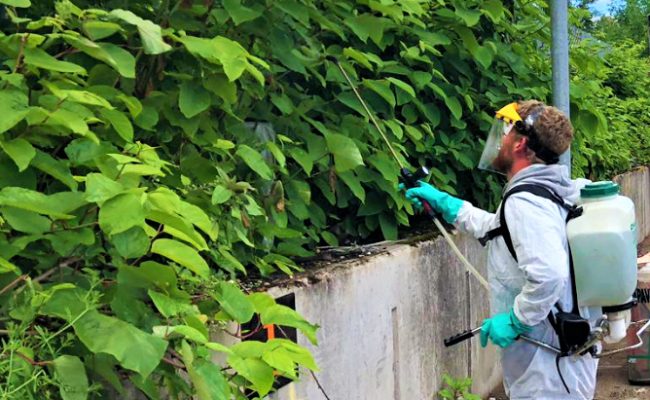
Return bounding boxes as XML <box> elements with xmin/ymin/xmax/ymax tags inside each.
<box><xmin>615</xmin><ymin>166</ymin><xmax>650</xmax><ymax>242</ymax></box>
<box><xmin>264</xmin><ymin>233</ymin><xmax>500</xmax><ymax>400</ymax></box>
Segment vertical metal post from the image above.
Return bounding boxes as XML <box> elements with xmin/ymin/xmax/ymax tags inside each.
<box><xmin>647</xmin><ymin>15</ymin><xmax>650</xmax><ymax>55</ymax></box>
<box><xmin>551</xmin><ymin>0</ymin><xmax>571</xmax><ymax>174</ymax></box>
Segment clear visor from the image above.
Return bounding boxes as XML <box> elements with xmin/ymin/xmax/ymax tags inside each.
<box><xmin>478</xmin><ymin>118</ymin><xmax>513</xmax><ymax>172</ymax></box>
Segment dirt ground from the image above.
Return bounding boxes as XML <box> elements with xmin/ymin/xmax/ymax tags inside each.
<box><xmin>489</xmin><ymin>237</ymin><xmax>650</xmax><ymax>399</ymax></box>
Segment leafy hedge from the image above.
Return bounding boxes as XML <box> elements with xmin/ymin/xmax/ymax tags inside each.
<box><xmin>0</xmin><ymin>0</ymin><xmax>646</xmax><ymax>398</ymax></box>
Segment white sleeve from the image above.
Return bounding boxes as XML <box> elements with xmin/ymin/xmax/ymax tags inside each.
<box><xmin>506</xmin><ymin>193</ymin><xmax>569</xmax><ymax>326</ymax></box>
<box><xmin>453</xmin><ymin>201</ymin><xmax>497</xmax><ymax>239</ymax></box>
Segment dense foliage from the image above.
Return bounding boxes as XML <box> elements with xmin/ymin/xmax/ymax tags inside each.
<box><xmin>0</xmin><ymin>0</ymin><xmax>647</xmax><ymax>399</ymax></box>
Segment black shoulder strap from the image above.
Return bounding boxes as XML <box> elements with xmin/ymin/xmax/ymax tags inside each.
<box><xmin>480</xmin><ymin>184</ymin><xmax>579</xmax><ymax>260</ymax></box>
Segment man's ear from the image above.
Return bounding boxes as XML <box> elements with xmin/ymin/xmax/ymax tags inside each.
<box><xmin>513</xmin><ymin>135</ymin><xmax>528</xmax><ymax>154</ymax></box>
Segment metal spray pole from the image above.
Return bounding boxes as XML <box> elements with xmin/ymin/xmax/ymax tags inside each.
<box><xmin>551</xmin><ymin>0</ymin><xmax>571</xmax><ymax>175</ymax></box>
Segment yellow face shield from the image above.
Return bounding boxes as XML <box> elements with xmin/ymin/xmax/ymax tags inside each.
<box><xmin>477</xmin><ymin>103</ymin><xmax>522</xmax><ymax>172</ymax></box>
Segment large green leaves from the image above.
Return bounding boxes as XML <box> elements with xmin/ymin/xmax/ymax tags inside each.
<box><xmin>23</xmin><ymin>47</ymin><xmax>86</xmax><ymax>74</ymax></box>
<box><xmin>180</xmin><ymin>35</ymin><xmax>266</xmax><ymax>83</ymax></box>
<box><xmin>1</xmin><ymin>138</ymin><xmax>35</xmax><ymax>171</ymax></box>
<box><xmin>110</xmin><ymin>9</ymin><xmax>171</xmax><ymax>55</ymax></box>
<box><xmin>236</xmin><ymin>145</ymin><xmax>273</xmax><ymax>180</ymax></box>
<box><xmin>98</xmin><ymin>192</ymin><xmax>145</xmax><ymax>235</ymax></box>
<box><xmin>151</xmin><ymin>239</ymin><xmax>210</xmax><ymax>278</ymax></box>
<box><xmin>74</xmin><ymin>310</ymin><xmax>168</xmax><ymax>378</ymax></box>
<box><xmin>53</xmin><ymin>355</ymin><xmax>89</xmax><ymax>400</ymax></box>
<box><xmin>179</xmin><ymin>81</ymin><xmax>211</xmax><ymax>118</ymax></box>
<box><xmin>0</xmin><ymin>90</ymin><xmax>29</xmax><ymax>134</ymax></box>
<box><xmin>325</xmin><ymin>133</ymin><xmax>364</xmax><ymax>172</ymax></box>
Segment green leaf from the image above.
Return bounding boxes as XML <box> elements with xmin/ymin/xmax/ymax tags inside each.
<box><xmin>214</xmin><ymin>248</ymin><xmax>246</xmax><ymax>274</ymax></box>
<box><xmin>363</xmin><ymin>79</ymin><xmax>396</xmax><ymax>108</ymax></box>
<box><xmin>342</xmin><ymin>48</ymin><xmax>373</xmax><ymax>70</ymax></box>
<box><xmin>262</xmin><ymin>347</ymin><xmax>295</xmax><ymax>376</ymax></box>
<box><xmin>148</xmin><ymin>291</ymin><xmax>193</xmax><ymax>318</ymax></box>
<box><xmin>261</xmin><ymin>304</ymin><xmax>318</xmax><ymax>345</ymax></box>
<box><xmin>338</xmin><ymin>171</ymin><xmax>365</xmax><ymax>202</ymax></box>
<box><xmin>99</xmin><ymin>193</ymin><xmax>145</xmax><ymax>235</ymax></box>
<box><xmin>1</xmin><ymin>206</ymin><xmax>51</xmax><ymax>234</ymax></box>
<box><xmin>179</xmin><ymin>81</ymin><xmax>211</xmax><ymax>118</ymax></box>
<box><xmin>0</xmin><ymin>256</ymin><xmax>18</xmax><ymax>274</ymax></box>
<box><xmin>481</xmin><ymin>0</ymin><xmax>505</xmax><ymax>22</ymax></box>
<box><xmin>180</xmin><ymin>36</ymin><xmax>250</xmax><ymax>82</ymax></box>
<box><xmin>444</xmin><ymin>96</ymin><xmax>463</xmax><ymax>120</ymax></box>
<box><xmin>474</xmin><ymin>46</ymin><xmax>494</xmax><ymax>69</ymax></box>
<box><xmin>387</xmin><ymin>77</ymin><xmax>416</xmax><ymax>98</ymax></box>
<box><xmin>214</xmin><ymin>282</ymin><xmax>254</xmax><ymax>323</ymax></box>
<box><xmin>0</xmin><ymin>0</ymin><xmax>30</xmax><ymax>7</ymax></box>
<box><xmin>31</xmin><ymin>150</ymin><xmax>77</xmax><ymax>191</ymax></box>
<box><xmin>151</xmin><ymin>239</ymin><xmax>210</xmax><ymax>278</ymax></box>
<box><xmin>325</xmin><ymin>133</ymin><xmax>364</xmax><ymax>172</ymax></box>
<box><xmin>84</xmin><ymin>173</ymin><xmax>124</xmax><ymax>204</ymax></box>
<box><xmin>148</xmin><ymin>209</ymin><xmax>208</xmax><ymax>250</ymax></box>
<box><xmin>0</xmin><ymin>188</ymin><xmax>81</xmax><ymax>219</ymax></box>
<box><xmin>23</xmin><ymin>47</ymin><xmax>86</xmax><ymax>74</ymax></box>
<box><xmin>1</xmin><ymin>138</ymin><xmax>35</xmax><ymax>172</ymax></box>
<box><xmin>74</xmin><ymin>310</ymin><xmax>168</xmax><ymax>378</ymax></box>
<box><xmin>379</xmin><ymin>213</ymin><xmax>397</xmax><ymax>240</ymax></box>
<box><xmin>98</xmin><ymin>43</ymin><xmax>136</xmax><ymax>79</ymax></box>
<box><xmin>112</xmin><ymin>227</ymin><xmax>149</xmax><ymax>259</ymax></box>
<box><xmin>47</xmin><ymin>229</ymin><xmax>95</xmax><ymax>256</ymax></box>
<box><xmin>192</xmin><ymin>360</ymin><xmax>231</xmax><ymax>400</ymax></box>
<box><xmin>53</xmin><ymin>355</ymin><xmax>89</xmax><ymax>400</ymax></box>
<box><xmin>223</xmin><ymin>0</ymin><xmax>262</xmax><ymax>25</ymax></box>
<box><xmin>288</xmin><ymin>148</ymin><xmax>313</xmax><ymax>175</ymax></box>
<box><xmin>455</xmin><ymin>26</ymin><xmax>479</xmax><ymax>54</ymax></box>
<box><xmin>0</xmin><ymin>90</ymin><xmax>29</xmax><ymax>134</ymax></box>
<box><xmin>227</xmin><ymin>355</ymin><xmax>274</xmax><ymax>396</ymax></box>
<box><xmin>83</xmin><ymin>21</ymin><xmax>122</xmax><ymax>40</ymax></box>
<box><xmin>211</xmin><ymin>185</ymin><xmax>233</xmax><ymax>205</ymax></box>
<box><xmin>455</xmin><ymin>5</ymin><xmax>482</xmax><ymax>27</ymax></box>
<box><xmin>110</xmin><ymin>9</ymin><xmax>171</xmax><ymax>55</ymax></box>
<box><xmin>344</xmin><ymin>15</ymin><xmax>385</xmax><ymax>44</ymax></box>
<box><xmin>100</xmin><ymin>109</ymin><xmax>134</xmax><ymax>142</ymax></box>
<box><xmin>236</xmin><ymin>145</ymin><xmax>273</xmax><ymax>180</ymax></box>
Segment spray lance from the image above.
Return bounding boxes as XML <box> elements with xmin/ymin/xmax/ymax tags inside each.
<box><xmin>328</xmin><ymin>56</ymin><xmax>488</xmax><ymax>291</ymax></box>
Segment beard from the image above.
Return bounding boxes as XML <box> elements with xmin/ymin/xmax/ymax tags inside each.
<box><xmin>491</xmin><ymin>146</ymin><xmax>512</xmax><ymax>174</ymax></box>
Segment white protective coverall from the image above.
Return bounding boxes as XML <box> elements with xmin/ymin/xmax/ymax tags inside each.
<box><xmin>454</xmin><ymin>164</ymin><xmax>600</xmax><ymax>399</ymax></box>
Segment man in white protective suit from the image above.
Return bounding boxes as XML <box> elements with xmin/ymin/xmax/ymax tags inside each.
<box><xmin>404</xmin><ymin>100</ymin><xmax>600</xmax><ymax>399</ymax></box>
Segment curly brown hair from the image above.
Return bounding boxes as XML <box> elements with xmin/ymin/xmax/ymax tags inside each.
<box><xmin>516</xmin><ymin>100</ymin><xmax>573</xmax><ymax>158</ymax></box>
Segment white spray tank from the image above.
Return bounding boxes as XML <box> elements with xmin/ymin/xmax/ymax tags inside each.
<box><xmin>567</xmin><ymin>181</ymin><xmax>638</xmax><ymax>344</ymax></box>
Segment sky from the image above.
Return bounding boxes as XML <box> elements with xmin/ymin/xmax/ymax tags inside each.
<box><xmin>589</xmin><ymin>0</ymin><xmax>619</xmax><ymax>16</ymax></box>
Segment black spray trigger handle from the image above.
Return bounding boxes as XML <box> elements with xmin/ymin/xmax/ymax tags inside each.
<box><xmin>444</xmin><ymin>326</ymin><xmax>482</xmax><ymax>347</ymax></box>
<box><xmin>399</xmin><ymin>166</ymin><xmax>429</xmax><ymax>189</ymax></box>
<box><xmin>400</xmin><ymin>167</ymin><xmax>436</xmax><ymax>217</ymax></box>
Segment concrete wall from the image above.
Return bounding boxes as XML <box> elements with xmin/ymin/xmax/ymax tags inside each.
<box><xmin>263</xmin><ymin>233</ymin><xmax>500</xmax><ymax>400</ymax></box>
<box><xmin>615</xmin><ymin>166</ymin><xmax>650</xmax><ymax>242</ymax></box>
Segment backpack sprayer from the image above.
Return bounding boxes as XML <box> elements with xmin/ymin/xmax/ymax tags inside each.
<box><xmin>328</xmin><ymin>56</ymin><xmax>650</xmax><ymax>362</ymax></box>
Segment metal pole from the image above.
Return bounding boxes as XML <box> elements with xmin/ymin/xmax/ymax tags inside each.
<box><xmin>647</xmin><ymin>15</ymin><xmax>650</xmax><ymax>55</ymax></box>
<box><xmin>551</xmin><ymin>0</ymin><xmax>571</xmax><ymax>174</ymax></box>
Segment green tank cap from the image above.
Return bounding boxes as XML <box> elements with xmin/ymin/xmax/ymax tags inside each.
<box><xmin>581</xmin><ymin>181</ymin><xmax>620</xmax><ymax>198</ymax></box>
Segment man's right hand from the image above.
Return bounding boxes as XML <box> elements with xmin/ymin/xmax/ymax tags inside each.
<box><xmin>401</xmin><ymin>181</ymin><xmax>464</xmax><ymax>224</ymax></box>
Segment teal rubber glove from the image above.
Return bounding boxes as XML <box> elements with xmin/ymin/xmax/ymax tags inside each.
<box><xmin>402</xmin><ymin>181</ymin><xmax>464</xmax><ymax>224</ymax></box>
<box><xmin>480</xmin><ymin>309</ymin><xmax>533</xmax><ymax>348</ymax></box>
